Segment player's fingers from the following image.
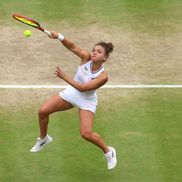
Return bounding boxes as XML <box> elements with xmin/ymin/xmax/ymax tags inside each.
<box><xmin>48</xmin><ymin>31</ymin><xmax>54</xmax><ymax>38</ymax></box>
<box><xmin>56</xmin><ymin>67</ymin><xmax>62</xmax><ymax>72</ymax></box>
<box><xmin>54</xmin><ymin>72</ymin><xmax>60</xmax><ymax>77</ymax></box>
<box><xmin>50</xmin><ymin>31</ymin><xmax>59</xmax><ymax>39</ymax></box>
<box><xmin>55</xmin><ymin>71</ymin><xmax>60</xmax><ymax>76</ymax></box>
<box><xmin>55</xmin><ymin>68</ymin><xmax>62</xmax><ymax>76</ymax></box>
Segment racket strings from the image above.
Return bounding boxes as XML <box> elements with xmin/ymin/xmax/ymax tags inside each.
<box><xmin>14</xmin><ymin>16</ymin><xmax>39</xmax><ymax>27</ymax></box>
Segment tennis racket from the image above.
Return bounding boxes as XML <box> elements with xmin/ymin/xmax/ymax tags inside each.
<box><xmin>12</xmin><ymin>13</ymin><xmax>51</xmax><ymax>36</ymax></box>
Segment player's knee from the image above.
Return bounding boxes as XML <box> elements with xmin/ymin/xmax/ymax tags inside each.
<box><xmin>80</xmin><ymin>130</ymin><xmax>93</xmax><ymax>141</ymax></box>
<box><xmin>38</xmin><ymin>107</ymin><xmax>48</xmax><ymax>118</ymax></box>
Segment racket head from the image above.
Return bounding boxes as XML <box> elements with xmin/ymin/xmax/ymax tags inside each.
<box><xmin>12</xmin><ymin>13</ymin><xmax>44</xmax><ymax>31</ymax></box>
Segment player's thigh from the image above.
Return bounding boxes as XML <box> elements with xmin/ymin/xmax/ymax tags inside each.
<box><xmin>39</xmin><ymin>93</ymin><xmax>73</xmax><ymax>115</ymax></box>
<box><xmin>79</xmin><ymin>109</ymin><xmax>94</xmax><ymax>133</ymax></box>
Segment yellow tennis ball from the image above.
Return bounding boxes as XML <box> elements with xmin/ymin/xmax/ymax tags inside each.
<box><xmin>24</xmin><ymin>30</ymin><xmax>32</xmax><ymax>37</ymax></box>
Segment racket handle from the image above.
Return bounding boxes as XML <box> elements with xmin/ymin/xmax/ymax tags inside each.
<box><xmin>44</xmin><ymin>29</ymin><xmax>51</xmax><ymax>36</ymax></box>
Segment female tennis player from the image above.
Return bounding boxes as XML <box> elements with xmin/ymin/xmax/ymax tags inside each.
<box><xmin>30</xmin><ymin>31</ymin><xmax>117</xmax><ymax>170</ymax></box>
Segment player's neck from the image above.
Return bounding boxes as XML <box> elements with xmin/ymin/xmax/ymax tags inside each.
<box><xmin>91</xmin><ymin>61</ymin><xmax>103</xmax><ymax>72</ymax></box>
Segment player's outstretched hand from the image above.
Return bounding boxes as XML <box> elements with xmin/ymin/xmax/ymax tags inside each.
<box><xmin>55</xmin><ymin>67</ymin><xmax>66</xmax><ymax>79</ymax></box>
<box><xmin>49</xmin><ymin>31</ymin><xmax>59</xmax><ymax>39</ymax></box>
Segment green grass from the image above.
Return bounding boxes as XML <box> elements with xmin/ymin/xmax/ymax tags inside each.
<box><xmin>1</xmin><ymin>0</ymin><xmax>182</xmax><ymax>33</ymax></box>
<box><xmin>0</xmin><ymin>0</ymin><xmax>182</xmax><ymax>181</ymax></box>
<box><xmin>0</xmin><ymin>89</ymin><xmax>181</xmax><ymax>182</ymax></box>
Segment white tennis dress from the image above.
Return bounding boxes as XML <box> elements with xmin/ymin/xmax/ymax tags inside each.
<box><xmin>59</xmin><ymin>60</ymin><xmax>104</xmax><ymax>113</ymax></box>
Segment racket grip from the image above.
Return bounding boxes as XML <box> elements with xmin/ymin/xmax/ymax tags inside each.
<box><xmin>44</xmin><ymin>29</ymin><xmax>52</xmax><ymax>36</ymax></box>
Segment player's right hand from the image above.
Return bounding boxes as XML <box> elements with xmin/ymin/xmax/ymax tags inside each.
<box><xmin>49</xmin><ymin>31</ymin><xmax>59</xmax><ymax>39</ymax></box>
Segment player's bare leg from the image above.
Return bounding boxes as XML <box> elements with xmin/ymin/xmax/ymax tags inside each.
<box><xmin>30</xmin><ymin>94</ymin><xmax>73</xmax><ymax>152</ymax></box>
<box><xmin>79</xmin><ymin>109</ymin><xmax>117</xmax><ymax>169</ymax></box>
<box><xmin>38</xmin><ymin>94</ymin><xmax>73</xmax><ymax>139</ymax></box>
<box><xmin>79</xmin><ymin>109</ymin><xmax>109</xmax><ymax>153</ymax></box>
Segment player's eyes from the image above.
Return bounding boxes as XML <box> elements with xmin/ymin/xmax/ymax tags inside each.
<box><xmin>92</xmin><ymin>49</ymin><xmax>103</xmax><ymax>54</ymax></box>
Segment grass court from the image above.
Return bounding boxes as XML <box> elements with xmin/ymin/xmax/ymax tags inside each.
<box><xmin>0</xmin><ymin>0</ymin><xmax>182</xmax><ymax>181</ymax></box>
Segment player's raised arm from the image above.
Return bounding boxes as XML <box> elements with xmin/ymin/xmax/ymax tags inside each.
<box><xmin>49</xmin><ymin>31</ymin><xmax>90</xmax><ymax>63</ymax></box>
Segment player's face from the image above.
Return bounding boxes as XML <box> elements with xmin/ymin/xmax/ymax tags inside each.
<box><xmin>91</xmin><ymin>45</ymin><xmax>107</xmax><ymax>63</ymax></box>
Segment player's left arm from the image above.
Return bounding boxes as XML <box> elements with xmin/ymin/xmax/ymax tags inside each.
<box><xmin>55</xmin><ymin>67</ymin><xmax>108</xmax><ymax>92</ymax></box>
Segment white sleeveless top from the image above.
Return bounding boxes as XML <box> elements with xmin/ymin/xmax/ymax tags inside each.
<box><xmin>68</xmin><ymin>60</ymin><xmax>104</xmax><ymax>101</ymax></box>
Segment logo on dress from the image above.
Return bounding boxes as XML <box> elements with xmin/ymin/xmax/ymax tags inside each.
<box><xmin>84</xmin><ymin>66</ymin><xmax>88</xmax><ymax>71</ymax></box>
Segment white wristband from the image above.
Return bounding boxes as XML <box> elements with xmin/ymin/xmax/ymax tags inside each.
<box><xmin>58</xmin><ymin>33</ymin><xmax>64</xmax><ymax>41</ymax></box>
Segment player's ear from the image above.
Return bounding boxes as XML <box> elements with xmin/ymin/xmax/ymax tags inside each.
<box><xmin>103</xmin><ymin>56</ymin><xmax>108</xmax><ymax>61</ymax></box>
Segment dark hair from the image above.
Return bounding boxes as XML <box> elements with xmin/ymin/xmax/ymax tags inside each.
<box><xmin>96</xmin><ymin>42</ymin><xmax>114</xmax><ymax>57</ymax></box>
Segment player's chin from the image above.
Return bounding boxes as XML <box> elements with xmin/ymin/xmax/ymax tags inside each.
<box><xmin>91</xmin><ymin>56</ymin><xmax>98</xmax><ymax>62</ymax></box>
